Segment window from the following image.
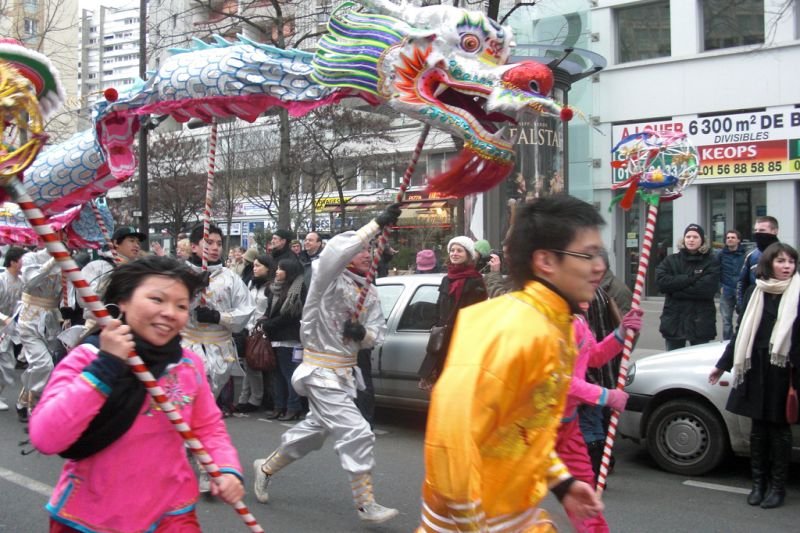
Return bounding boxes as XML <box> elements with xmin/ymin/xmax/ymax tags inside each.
<box><xmin>702</xmin><ymin>0</ymin><xmax>764</xmax><ymax>51</ymax></box>
<box><xmin>616</xmin><ymin>1</ymin><xmax>671</xmax><ymax>63</ymax></box>
<box><xmin>376</xmin><ymin>284</ymin><xmax>405</xmax><ymax>320</ymax></box>
<box><xmin>23</xmin><ymin>18</ymin><xmax>38</xmax><ymax>35</ymax></box>
<box><xmin>397</xmin><ymin>285</ymin><xmax>440</xmax><ymax>331</ymax></box>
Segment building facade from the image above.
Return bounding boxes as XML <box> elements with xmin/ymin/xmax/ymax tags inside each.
<box><xmin>0</xmin><ymin>0</ymin><xmax>81</xmax><ymax>140</ymax></box>
<box><xmin>589</xmin><ymin>0</ymin><xmax>799</xmax><ymax>295</ymax></box>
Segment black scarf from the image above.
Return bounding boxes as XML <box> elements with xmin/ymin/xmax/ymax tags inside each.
<box><xmin>59</xmin><ymin>334</ymin><xmax>184</xmax><ymax>460</ymax></box>
<box><xmin>188</xmin><ymin>253</ymin><xmax>222</xmax><ymax>267</ymax></box>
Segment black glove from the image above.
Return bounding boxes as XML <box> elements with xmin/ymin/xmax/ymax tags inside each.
<box><xmin>195</xmin><ymin>306</ymin><xmax>221</xmax><ymax>324</ymax></box>
<box><xmin>342</xmin><ymin>319</ymin><xmax>366</xmax><ymax>342</ymax></box>
<box><xmin>59</xmin><ymin>306</ymin><xmax>73</xmax><ymax>318</ymax></box>
<box><xmin>375</xmin><ymin>203</ymin><xmax>402</xmax><ymax>228</ymax></box>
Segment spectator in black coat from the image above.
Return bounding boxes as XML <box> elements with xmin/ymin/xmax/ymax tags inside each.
<box><xmin>656</xmin><ymin>224</ymin><xmax>720</xmax><ymax>350</ymax></box>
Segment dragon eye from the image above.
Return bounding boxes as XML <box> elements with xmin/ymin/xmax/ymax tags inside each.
<box><xmin>460</xmin><ymin>33</ymin><xmax>481</xmax><ymax>53</ymax></box>
<box><xmin>529</xmin><ymin>81</ymin><xmax>540</xmax><ymax>93</ymax></box>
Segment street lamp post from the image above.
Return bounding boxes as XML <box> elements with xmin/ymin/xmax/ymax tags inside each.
<box><xmin>138</xmin><ymin>0</ymin><xmax>149</xmax><ymax>249</ymax></box>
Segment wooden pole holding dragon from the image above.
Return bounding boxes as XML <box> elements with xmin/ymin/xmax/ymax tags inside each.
<box><xmin>596</xmin><ymin>131</ymin><xmax>700</xmax><ymax>495</ymax></box>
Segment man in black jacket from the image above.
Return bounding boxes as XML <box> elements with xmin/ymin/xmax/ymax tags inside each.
<box><xmin>656</xmin><ymin>224</ymin><xmax>720</xmax><ymax>350</ymax></box>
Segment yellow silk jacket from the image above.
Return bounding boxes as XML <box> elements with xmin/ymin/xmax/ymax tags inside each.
<box><xmin>419</xmin><ymin>281</ymin><xmax>577</xmax><ymax>532</ymax></box>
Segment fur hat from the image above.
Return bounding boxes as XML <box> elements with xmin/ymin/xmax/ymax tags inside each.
<box><xmin>273</xmin><ymin>229</ymin><xmax>295</xmax><ymax>241</ymax></box>
<box><xmin>242</xmin><ymin>248</ymin><xmax>259</xmax><ymax>263</ymax></box>
<box><xmin>416</xmin><ymin>249</ymin><xmax>437</xmax><ymax>272</ymax></box>
<box><xmin>684</xmin><ymin>223</ymin><xmax>705</xmax><ymax>243</ymax></box>
<box><xmin>448</xmin><ymin>236</ymin><xmax>476</xmax><ymax>260</ymax></box>
<box><xmin>473</xmin><ymin>239</ymin><xmax>492</xmax><ymax>258</ymax></box>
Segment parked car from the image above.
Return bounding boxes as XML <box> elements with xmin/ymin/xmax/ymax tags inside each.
<box><xmin>372</xmin><ymin>273</ymin><xmax>443</xmax><ymax>409</ymax></box>
<box><xmin>619</xmin><ymin>341</ymin><xmax>800</xmax><ymax>475</ymax></box>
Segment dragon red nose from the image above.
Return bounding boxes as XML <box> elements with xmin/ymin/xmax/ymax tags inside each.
<box><xmin>501</xmin><ymin>61</ymin><xmax>554</xmax><ymax>96</ymax></box>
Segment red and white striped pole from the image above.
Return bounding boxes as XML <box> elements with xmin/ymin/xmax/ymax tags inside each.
<box><xmin>200</xmin><ymin>121</ymin><xmax>218</xmax><ymax>306</ymax></box>
<box><xmin>596</xmin><ymin>201</ymin><xmax>659</xmax><ymax>495</ymax></box>
<box><xmin>5</xmin><ymin>179</ymin><xmax>264</xmax><ymax>532</ymax></box>
<box><xmin>90</xmin><ymin>200</ymin><xmax>119</xmax><ymax>263</ymax></box>
<box><xmin>353</xmin><ymin>124</ymin><xmax>430</xmax><ymax>320</ymax></box>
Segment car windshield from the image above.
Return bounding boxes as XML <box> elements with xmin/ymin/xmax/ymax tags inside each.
<box><xmin>376</xmin><ymin>284</ymin><xmax>404</xmax><ymax>319</ymax></box>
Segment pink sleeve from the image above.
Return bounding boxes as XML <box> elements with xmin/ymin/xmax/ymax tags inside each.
<box><xmin>185</xmin><ymin>351</ymin><xmax>243</xmax><ymax>477</ymax></box>
<box><xmin>567</xmin><ymin>318</ymin><xmax>608</xmax><ymax>407</ymax></box>
<box><xmin>28</xmin><ymin>346</ymin><xmax>110</xmax><ymax>455</ymax></box>
<box><xmin>587</xmin><ymin>330</ymin><xmax>624</xmax><ymax>368</ymax></box>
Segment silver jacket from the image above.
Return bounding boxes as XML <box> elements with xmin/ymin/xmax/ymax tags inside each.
<box><xmin>299</xmin><ymin>220</ymin><xmax>386</xmax><ymax>365</ymax></box>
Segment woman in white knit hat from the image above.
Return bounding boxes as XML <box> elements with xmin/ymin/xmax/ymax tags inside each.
<box><xmin>418</xmin><ymin>236</ymin><xmax>487</xmax><ymax>390</ymax></box>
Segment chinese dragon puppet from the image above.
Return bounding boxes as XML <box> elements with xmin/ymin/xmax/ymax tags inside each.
<box><xmin>13</xmin><ymin>0</ymin><xmax>571</xmax><ymax>223</ymax></box>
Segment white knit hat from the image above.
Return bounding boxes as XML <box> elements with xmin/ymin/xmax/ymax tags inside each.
<box><xmin>448</xmin><ymin>236</ymin><xmax>477</xmax><ymax>261</ymax></box>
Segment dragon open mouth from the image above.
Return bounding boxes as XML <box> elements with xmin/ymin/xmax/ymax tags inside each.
<box><xmin>435</xmin><ymin>86</ymin><xmax>517</xmax><ymax>139</ymax></box>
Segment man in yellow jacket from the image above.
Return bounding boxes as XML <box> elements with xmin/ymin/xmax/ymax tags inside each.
<box><xmin>419</xmin><ymin>195</ymin><xmax>607</xmax><ymax>532</ymax></box>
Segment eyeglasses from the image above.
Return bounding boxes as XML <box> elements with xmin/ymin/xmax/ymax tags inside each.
<box><xmin>550</xmin><ymin>249</ymin><xmax>606</xmax><ymax>262</ymax></box>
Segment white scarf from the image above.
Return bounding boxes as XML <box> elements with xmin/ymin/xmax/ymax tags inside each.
<box><xmin>732</xmin><ymin>273</ymin><xmax>800</xmax><ymax>386</ymax></box>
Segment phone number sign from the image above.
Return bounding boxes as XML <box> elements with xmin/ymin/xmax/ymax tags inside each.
<box><xmin>611</xmin><ymin>105</ymin><xmax>800</xmax><ymax>182</ymax></box>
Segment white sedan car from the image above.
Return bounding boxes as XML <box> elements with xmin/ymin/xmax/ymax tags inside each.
<box><xmin>619</xmin><ymin>341</ymin><xmax>800</xmax><ymax>475</ymax></box>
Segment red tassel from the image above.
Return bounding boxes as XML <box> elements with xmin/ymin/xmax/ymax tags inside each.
<box><xmin>426</xmin><ymin>149</ymin><xmax>513</xmax><ymax>197</ymax></box>
<box><xmin>619</xmin><ymin>181</ymin><xmax>639</xmax><ymax>210</ymax></box>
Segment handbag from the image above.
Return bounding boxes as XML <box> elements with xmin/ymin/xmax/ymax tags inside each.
<box><xmin>787</xmin><ymin>365</ymin><xmax>798</xmax><ymax>424</ymax></box>
<box><xmin>245</xmin><ymin>323</ymin><xmax>276</xmax><ymax>372</ymax></box>
<box><xmin>425</xmin><ymin>324</ymin><xmax>450</xmax><ymax>355</ymax></box>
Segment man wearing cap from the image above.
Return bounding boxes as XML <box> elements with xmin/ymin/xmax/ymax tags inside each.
<box><xmin>81</xmin><ymin>226</ymin><xmax>146</xmax><ymax>299</ymax></box>
<box><xmin>270</xmin><ymin>229</ymin><xmax>300</xmax><ymax>265</ymax></box>
<box><xmin>656</xmin><ymin>223</ymin><xmax>720</xmax><ymax>350</ymax></box>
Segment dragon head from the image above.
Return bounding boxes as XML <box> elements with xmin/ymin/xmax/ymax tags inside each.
<box><xmin>312</xmin><ymin>0</ymin><xmax>569</xmax><ymax>196</ymax></box>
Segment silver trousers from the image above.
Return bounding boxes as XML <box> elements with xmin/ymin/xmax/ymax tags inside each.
<box><xmin>276</xmin><ymin>382</ymin><xmax>375</xmax><ymax>475</ymax></box>
<box><xmin>18</xmin><ymin>318</ymin><xmax>58</xmax><ymax>396</ymax></box>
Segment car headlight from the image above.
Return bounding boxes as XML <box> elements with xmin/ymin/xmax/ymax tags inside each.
<box><xmin>625</xmin><ymin>362</ymin><xmax>636</xmax><ymax>387</ymax></box>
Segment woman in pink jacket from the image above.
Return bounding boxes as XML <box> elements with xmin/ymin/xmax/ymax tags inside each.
<box><xmin>29</xmin><ymin>256</ymin><xmax>244</xmax><ymax>532</ymax></box>
<box><xmin>556</xmin><ymin>305</ymin><xmax>643</xmax><ymax>533</ymax></box>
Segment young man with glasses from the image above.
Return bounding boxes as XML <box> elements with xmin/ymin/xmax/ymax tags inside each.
<box><xmin>417</xmin><ymin>195</ymin><xmax>606</xmax><ymax>532</ymax></box>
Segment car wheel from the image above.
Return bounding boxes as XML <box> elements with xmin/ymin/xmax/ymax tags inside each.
<box><xmin>645</xmin><ymin>399</ymin><xmax>729</xmax><ymax>476</ymax></box>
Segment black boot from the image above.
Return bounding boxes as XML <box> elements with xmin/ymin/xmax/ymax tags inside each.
<box><xmin>587</xmin><ymin>440</ymin><xmax>604</xmax><ymax>485</ymax></box>
<box><xmin>747</xmin><ymin>426</ymin><xmax>768</xmax><ymax>506</ymax></box>
<box><xmin>761</xmin><ymin>425</ymin><xmax>792</xmax><ymax>509</ymax></box>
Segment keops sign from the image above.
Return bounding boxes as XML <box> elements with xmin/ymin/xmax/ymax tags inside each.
<box><xmin>611</xmin><ymin>104</ymin><xmax>800</xmax><ymax>182</ymax></box>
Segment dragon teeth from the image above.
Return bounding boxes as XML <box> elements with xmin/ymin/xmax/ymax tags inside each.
<box><xmin>433</xmin><ymin>83</ymin><xmax>447</xmax><ymax>98</ymax></box>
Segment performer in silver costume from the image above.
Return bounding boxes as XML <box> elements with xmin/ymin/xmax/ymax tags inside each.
<box><xmin>182</xmin><ymin>224</ymin><xmax>254</xmax><ymax>397</ymax></box>
<box><xmin>0</xmin><ymin>247</ymin><xmax>27</xmax><ymax>412</ymax></box>
<box><xmin>15</xmin><ymin>248</ymin><xmax>64</xmax><ymax>421</ymax></box>
<box><xmin>80</xmin><ymin>226</ymin><xmax>145</xmax><ymax>297</ymax></box>
<box><xmin>253</xmin><ymin>204</ymin><xmax>402</xmax><ymax>524</ymax></box>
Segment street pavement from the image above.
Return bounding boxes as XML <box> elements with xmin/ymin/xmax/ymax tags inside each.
<box><xmin>1</xmin><ymin>298</ymin><xmax>798</xmax><ymax>532</ymax></box>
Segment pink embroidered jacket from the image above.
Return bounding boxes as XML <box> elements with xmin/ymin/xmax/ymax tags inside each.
<box><xmin>29</xmin><ymin>344</ymin><xmax>242</xmax><ymax>533</ymax></box>
<box><xmin>562</xmin><ymin>315</ymin><xmax>624</xmax><ymax>421</ymax></box>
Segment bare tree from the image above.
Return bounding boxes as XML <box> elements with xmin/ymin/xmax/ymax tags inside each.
<box><xmin>135</xmin><ymin>129</ymin><xmax>207</xmax><ymax>238</ymax></box>
<box><xmin>214</xmin><ymin>121</ymin><xmax>252</xmax><ymax>251</ymax></box>
<box><xmin>1</xmin><ymin>0</ymin><xmax>81</xmax><ymax>142</ymax></box>
<box><xmin>296</xmin><ymin>106</ymin><xmax>394</xmax><ymax>224</ymax></box>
